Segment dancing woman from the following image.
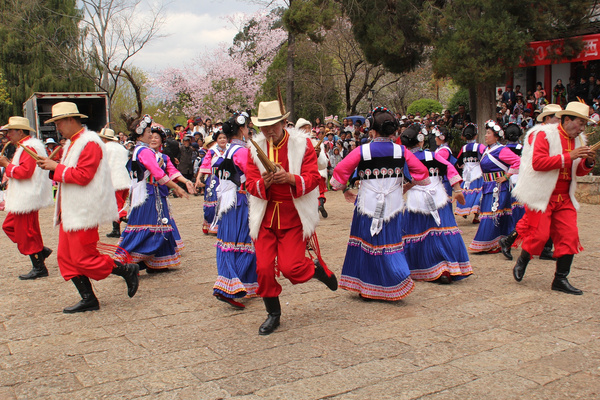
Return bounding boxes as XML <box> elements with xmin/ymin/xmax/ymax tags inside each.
<box><xmin>400</xmin><ymin>125</ymin><xmax>472</xmax><ymax>284</ymax></box>
<box><xmin>118</xmin><ymin>116</ymin><xmax>192</xmax><ymax>272</ymax></box>
<box><xmin>455</xmin><ymin>123</ymin><xmax>486</xmax><ymax>222</ymax></box>
<box><xmin>503</xmin><ymin>123</ymin><xmax>525</xmax><ymax>226</ymax></box>
<box><xmin>195</xmin><ymin>132</ymin><xmax>228</xmax><ymax>234</ymax></box>
<box><xmin>331</xmin><ymin>107</ymin><xmax>429</xmax><ymax>301</ymax></box>
<box><xmin>468</xmin><ymin>120</ymin><xmax>520</xmax><ymax>253</ymax></box>
<box><xmin>212</xmin><ymin>113</ymin><xmax>258</xmax><ymax>309</ymax></box>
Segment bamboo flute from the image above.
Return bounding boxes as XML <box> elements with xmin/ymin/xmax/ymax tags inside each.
<box><xmin>249</xmin><ymin>139</ymin><xmax>278</xmax><ymax>173</ymax></box>
<box><xmin>18</xmin><ymin>143</ymin><xmax>41</xmax><ymax>161</ymax></box>
<box><xmin>48</xmin><ymin>145</ymin><xmax>62</xmax><ymax>160</ymax></box>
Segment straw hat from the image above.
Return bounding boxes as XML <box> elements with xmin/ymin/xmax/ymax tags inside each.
<box><xmin>3</xmin><ymin>116</ymin><xmax>36</xmax><ymax>133</ymax></box>
<box><xmin>536</xmin><ymin>104</ymin><xmax>562</xmax><ymax>122</ymax></box>
<box><xmin>251</xmin><ymin>100</ymin><xmax>290</xmax><ymax>127</ymax></box>
<box><xmin>202</xmin><ymin>136</ymin><xmax>215</xmax><ymax>150</ymax></box>
<box><xmin>98</xmin><ymin>128</ymin><xmax>118</xmax><ymax>141</ymax></box>
<box><xmin>45</xmin><ymin>102</ymin><xmax>88</xmax><ymax>123</ymax></box>
<box><xmin>295</xmin><ymin>118</ymin><xmax>311</xmax><ymax>130</ymax></box>
<box><xmin>555</xmin><ymin>102</ymin><xmax>595</xmax><ymax>123</ymax></box>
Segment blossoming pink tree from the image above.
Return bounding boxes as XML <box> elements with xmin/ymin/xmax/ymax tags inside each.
<box><xmin>153</xmin><ymin>10</ymin><xmax>286</xmax><ymax>119</ymax></box>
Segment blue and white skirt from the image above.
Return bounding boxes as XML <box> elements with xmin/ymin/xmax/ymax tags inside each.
<box><xmin>455</xmin><ymin>177</ymin><xmax>483</xmax><ymax>216</ymax></box>
<box><xmin>119</xmin><ymin>188</ymin><xmax>183</xmax><ymax>269</ymax></box>
<box><xmin>340</xmin><ymin>209</ymin><xmax>414</xmax><ymax>301</ymax></box>
<box><xmin>203</xmin><ymin>174</ymin><xmax>219</xmax><ymax>234</ymax></box>
<box><xmin>468</xmin><ymin>190</ymin><xmax>514</xmax><ymax>252</ymax></box>
<box><xmin>402</xmin><ymin>204</ymin><xmax>472</xmax><ymax>281</ymax></box>
<box><xmin>213</xmin><ymin>198</ymin><xmax>258</xmax><ymax>298</ymax></box>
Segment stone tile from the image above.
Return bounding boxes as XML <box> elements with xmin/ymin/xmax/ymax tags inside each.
<box><xmin>12</xmin><ymin>372</ymin><xmax>83</xmax><ymax>398</ymax></box>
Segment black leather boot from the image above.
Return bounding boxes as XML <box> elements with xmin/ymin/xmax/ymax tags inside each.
<box><xmin>112</xmin><ymin>261</ymin><xmax>140</xmax><ymax>298</ymax></box>
<box><xmin>499</xmin><ymin>230</ymin><xmax>518</xmax><ymax>260</ymax></box>
<box><xmin>106</xmin><ymin>221</ymin><xmax>121</xmax><ymax>238</ymax></box>
<box><xmin>63</xmin><ymin>276</ymin><xmax>100</xmax><ymax>313</ymax></box>
<box><xmin>258</xmin><ymin>297</ymin><xmax>281</xmax><ymax>335</ymax></box>
<box><xmin>539</xmin><ymin>238</ymin><xmax>556</xmax><ymax>260</ymax></box>
<box><xmin>20</xmin><ymin>251</ymin><xmax>49</xmax><ymax>280</ymax></box>
<box><xmin>513</xmin><ymin>250</ymin><xmax>530</xmax><ymax>282</ymax></box>
<box><xmin>313</xmin><ymin>259</ymin><xmax>338</xmax><ymax>291</ymax></box>
<box><xmin>318</xmin><ymin>197</ymin><xmax>328</xmax><ymax>218</ymax></box>
<box><xmin>551</xmin><ymin>255</ymin><xmax>582</xmax><ymax>295</ymax></box>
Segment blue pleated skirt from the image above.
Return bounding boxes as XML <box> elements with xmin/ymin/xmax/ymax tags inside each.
<box><xmin>469</xmin><ymin>189</ymin><xmax>514</xmax><ymax>252</ymax></box>
<box><xmin>511</xmin><ymin>197</ymin><xmax>525</xmax><ymax>227</ymax></box>
<box><xmin>203</xmin><ymin>174</ymin><xmax>219</xmax><ymax>234</ymax></box>
<box><xmin>119</xmin><ymin>188</ymin><xmax>183</xmax><ymax>269</ymax></box>
<box><xmin>455</xmin><ymin>177</ymin><xmax>483</xmax><ymax>216</ymax></box>
<box><xmin>402</xmin><ymin>203</ymin><xmax>473</xmax><ymax>281</ymax></box>
<box><xmin>213</xmin><ymin>197</ymin><xmax>258</xmax><ymax>298</ymax></box>
<box><xmin>340</xmin><ymin>209</ymin><xmax>414</xmax><ymax>301</ymax></box>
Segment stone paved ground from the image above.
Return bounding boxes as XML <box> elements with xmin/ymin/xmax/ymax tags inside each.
<box><xmin>0</xmin><ymin>191</ymin><xmax>599</xmax><ymax>399</ymax></box>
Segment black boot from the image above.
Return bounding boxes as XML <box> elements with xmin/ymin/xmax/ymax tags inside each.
<box><xmin>318</xmin><ymin>197</ymin><xmax>328</xmax><ymax>218</ymax></box>
<box><xmin>112</xmin><ymin>261</ymin><xmax>139</xmax><ymax>298</ymax></box>
<box><xmin>63</xmin><ymin>276</ymin><xmax>100</xmax><ymax>313</ymax></box>
<box><xmin>106</xmin><ymin>221</ymin><xmax>121</xmax><ymax>238</ymax></box>
<box><xmin>499</xmin><ymin>230</ymin><xmax>518</xmax><ymax>260</ymax></box>
<box><xmin>20</xmin><ymin>251</ymin><xmax>49</xmax><ymax>280</ymax></box>
<box><xmin>540</xmin><ymin>238</ymin><xmax>556</xmax><ymax>260</ymax></box>
<box><xmin>513</xmin><ymin>250</ymin><xmax>530</xmax><ymax>282</ymax></box>
<box><xmin>258</xmin><ymin>297</ymin><xmax>281</xmax><ymax>335</ymax></box>
<box><xmin>551</xmin><ymin>255</ymin><xmax>583</xmax><ymax>295</ymax></box>
<box><xmin>313</xmin><ymin>259</ymin><xmax>338</xmax><ymax>291</ymax></box>
<box><xmin>41</xmin><ymin>246</ymin><xmax>53</xmax><ymax>259</ymax></box>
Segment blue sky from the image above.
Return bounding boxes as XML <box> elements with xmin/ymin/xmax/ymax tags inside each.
<box><xmin>134</xmin><ymin>0</ymin><xmax>268</xmax><ymax>73</ymax></box>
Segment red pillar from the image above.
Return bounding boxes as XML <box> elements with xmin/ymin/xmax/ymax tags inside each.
<box><xmin>545</xmin><ymin>65</ymin><xmax>552</xmax><ymax>101</ymax></box>
<box><xmin>506</xmin><ymin>69</ymin><xmax>514</xmax><ymax>89</ymax></box>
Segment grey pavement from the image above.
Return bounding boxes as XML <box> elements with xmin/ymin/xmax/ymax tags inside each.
<box><xmin>0</xmin><ymin>191</ymin><xmax>599</xmax><ymax>399</ymax></box>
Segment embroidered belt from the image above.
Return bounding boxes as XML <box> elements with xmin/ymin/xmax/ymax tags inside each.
<box><xmin>483</xmin><ymin>171</ymin><xmax>506</xmax><ymax>182</ymax></box>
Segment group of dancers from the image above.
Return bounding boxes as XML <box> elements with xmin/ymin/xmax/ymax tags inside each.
<box><xmin>0</xmin><ymin>98</ymin><xmax>595</xmax><ymax>335</ymax></box>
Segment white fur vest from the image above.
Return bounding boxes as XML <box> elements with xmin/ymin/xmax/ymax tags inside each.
<box><xmin>248</xmin><ymin>128</ymin><xmax>319</xmax><ymax>240</ymax></box>
<box><xmin>4</xmin><ymin>138</ymin><xmax>53</xmax><ymax>213</ymax></box>
<box><xmin>54</xmin><ymin>129</ymin><xmax>119</xmax><ymax>231</ymax></box>
<box><xmin>104</xmin><ymin>141</ymin><xmax>131</xmax><ymax>190</ymax></box>
<box><xmin>512</xmin><ymin>123</ymin><xmax>584</xmax><ymax>212</ymax></box>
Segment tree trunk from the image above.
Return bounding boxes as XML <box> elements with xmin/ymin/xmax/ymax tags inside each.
<box><xmin>286</xmin><ymin>30</ymin><xmax>296</xmax><ymax>122</ymax></box>
<box><xmin>469</xmin><ymin>86</ymin><xmax>477</xmax><ymax>122</ymax></box>
<box><xmin>475</xmin><ymin>82</ymin><xmax>495</xmax><ymax>143</ymax></box>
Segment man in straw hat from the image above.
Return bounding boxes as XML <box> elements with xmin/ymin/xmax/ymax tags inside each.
<box><xmin>98</xmin><ymin>128</ymin><xmax>130</xmax><ymax>238</ymax></box>
<box><xmin>500</xmin><ymin>103</ymin><xmax>563</xmax><ymax>260</ymax></box>
<box><xmin>511</xmin><ymin>101</ymin><xmax>596</xmax><ymax>295</ymax></box>
<box><xmin>0</xmin><ymin>116</ymin><xmax>54</xmax><ymax>279</ymax></box>
<box><xmin>245</xmin><ymin>99</ymin><xmax>338</xmax><ymax>335</ymax></box>
<box><xmin>37</xmin><ymin>102</ymin><xmax>139</xmax><ymax>313</ymax></box>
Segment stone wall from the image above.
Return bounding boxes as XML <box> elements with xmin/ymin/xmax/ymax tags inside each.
<box><xmin>576</xmin><ymin>175</ymin><xmax>600</xmax><ymax>205</ymax></box>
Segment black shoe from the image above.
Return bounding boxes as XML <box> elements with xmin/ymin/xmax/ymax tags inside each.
<box><xmin>258</xmin><ymin>297</ymin><xmax>281</xmax><ymax>335</ymax></box>
<box><xmin>313</xmin><ymin>259</ymin><xmax>337</xmax><ymax>291</ymax></box>
<box><xmin>539</xmin><ymin>248</ymin><xmax>556</xmax><ymax>261</ymax></box>
<box><xmin>318</xmin><ymin>198</ymin><xmax>328</xmax><ymax>218</ymax></box>
<box><xmin>513</xmin><ymin>250</ymin><xmax>530</xmax><ymax>282</ymax></box>
<box><xmin>551</xmin><ymin>255</ymin><xmax>582</xmax><ymax>295</ymax></box>
<box><xmin>63</xmin><ymin>276</ymin><xmax>100</xmax><ymax>313</ymax></box>
<box><xmin>20</xmin><ymin>251</ymin><xmax>49</xmax><ymax>280</ymax></box>
<box><xmin>106</xmin><ymin>221</ymin><xmax>121</xmax><ymax>238</ymax></box>
<box><xmin>499</xmin><ymin>230</ymin><xmax>518</xmax><ymax>260</ymax></box>
<box><xmin>112</xmin><ymin>261</ymin><xmax>139</xmax><ymax>298</ymax></box>
<box><xmin>434</xmin><ymin>275</ymin><xmax>452</xmax><ymax>284</ymax></box>
<box><xmin>146</xmin><ymin>267</ymin><xmax>169</xmax><ymax>274</ymax></box>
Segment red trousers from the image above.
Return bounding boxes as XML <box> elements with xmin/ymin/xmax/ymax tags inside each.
<box><xmin>115</xmin><ymin>189</ymin><xmax>128</xmax><ymax>220</ymax></box>
<box><xmin>254</xmin><ymin>225</ymin><xmax>315</xmax><ymax>298</ymax></box>
<box><xmin>2</xmin><ymin>211</ymin><xmax>44</xmax><ymax>255</ymax></box>
<box><xmin>58</xmin><ymin>225</ymin><xmax>114</xmax><ymax>281</ymax></box>
<box><xmin>520</xmin><ymin>197</ymin><xmax>582</xmax><ymax>258</ymax></box>
<box><xmin>319</xmin><ymin>176</ymin><xmax>327</xmax><ymax>200</ymax></box>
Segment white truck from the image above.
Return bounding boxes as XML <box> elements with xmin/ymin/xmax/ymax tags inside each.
<box><xmin>23</xmin><ymin>92</ymin><xmax>109</xmax><ymax>141</ymax></box>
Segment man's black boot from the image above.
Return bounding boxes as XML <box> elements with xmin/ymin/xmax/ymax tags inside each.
<box><xmin>313</xmin><ymin>259</ymin><xmax>338</xmax><ymax>291</ymax></box>
<box><xmin>63</xmin><ymin>276</ymin><xmax>100</xmax><ymax>313</ymax></box>
<box><xmin>318</xmin><ymin>197</ymin><xmax>328</xmax><ymax>218</ymax></box>
<box><xmin>513</xmin><ymin>250</ymin><xmax>530</xmax><ymax>282</ymax></box>
<box><xmin>540</xmin><ymin>238</ymin><xmax>556</xmax><ymax>260</ymax></box>
<box><xmin>551</xmin><ymin>255</ymin><xmax>583</xmax><ymax>295</ymax></box>
<box><xmin>259</xmin><ymin>297</ymin><xmax>281</xmax><ymax>335</ymax></box>
<box><xmin>112</xmin><ymin>261</ymin><xmax>140</xmax><ymax>298</ymax></box>
<box><xmin>106</xmin><ymin>221</ymin><xmax>121</xmax><ymax>238</ymax></box>
<box><xmin>20</xmin><ymin>251</ymin><xmax>49</xmax><ymax>280</ymax></box>
<box><xmin>499</xmin><ymin>230</ymin><xmax>518</xmax><ymax>260</ymax></box>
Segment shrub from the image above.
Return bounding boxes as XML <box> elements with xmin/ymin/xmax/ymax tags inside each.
<box><xmin>407</xmin><ymin>99</ymin><xmax>443</xmax><ymax>116</ymax></box>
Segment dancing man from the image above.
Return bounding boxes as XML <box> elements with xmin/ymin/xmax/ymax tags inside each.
<box><xmin>0</xmin><ymin>117</ymin><xmax>53</xmax><ymax>279</ymax></box>
<box><xmin>245</xmin><ymin>100</ymin><xmax>338</xmax><ymax>335</ymax></box>
<box><xmin>37</xmin><ymin>102</ymin><xmax>139</xmax><ymax>313</ymax></box>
